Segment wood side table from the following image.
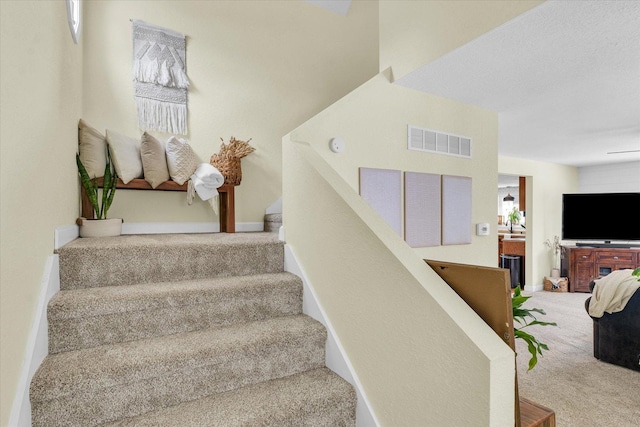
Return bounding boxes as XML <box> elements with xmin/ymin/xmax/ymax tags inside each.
<box><xmin>520</xmin><ymin>397</ymin><xmax>555</xmax><ymax>427</ymax></box>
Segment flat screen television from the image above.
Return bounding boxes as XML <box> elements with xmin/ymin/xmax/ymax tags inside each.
<box><xmin>562</xmin><ymin>192</ymin><xmax>640</xmax><ymax>246</ymax></box>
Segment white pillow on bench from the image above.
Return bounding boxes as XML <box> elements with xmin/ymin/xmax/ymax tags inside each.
<box><xmin>166</xmin><ymin>136</ymin><xmax>198</xmax><ymax>185</ymax></box>
<box><xmin>78</xmin><ymin>119</ymin><xmax>107</xmax><ymax>179</ymax></box>
<box><xmin>106</xmin><ymin>129</ymin><xmax>143</xmax><ymax>184</ymax></box>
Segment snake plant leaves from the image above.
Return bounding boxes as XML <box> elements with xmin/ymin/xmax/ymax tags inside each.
<box><xmin>76</xmin><ymin>148</ymin><xmax>117</xmax><ymax>220</ymax></box>
<box><xmin>76</xmin><ymin>153</ymin><xmax>100</xmax><ymax>218</ymax></box>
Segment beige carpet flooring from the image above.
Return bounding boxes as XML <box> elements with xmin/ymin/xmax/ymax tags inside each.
<box><xmin>32</xmin><ymin>233</ymin><xmax>356</xmax><ymax>426</ymax></box>
<box><xmin>515</xmin><ymin>290</ymin><xmax>640</xmax><ymax>427</ymax></box>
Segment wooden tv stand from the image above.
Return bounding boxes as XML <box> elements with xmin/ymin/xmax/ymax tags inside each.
<box><xmin>560</xmin><ymin>245</ymin><xmax>640</xmax><ymax>292</ymax></box>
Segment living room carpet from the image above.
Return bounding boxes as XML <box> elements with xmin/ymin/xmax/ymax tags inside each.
<box><xmin>516</xmin><ymin>290</ymin><xmax>640</xmax><ymax>427</ymax></box>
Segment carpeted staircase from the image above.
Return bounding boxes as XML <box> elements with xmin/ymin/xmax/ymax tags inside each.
<box><xmin>30</xmin><ymin>232</ymin><xmax>356</xmax><ymax>426</ymax></box>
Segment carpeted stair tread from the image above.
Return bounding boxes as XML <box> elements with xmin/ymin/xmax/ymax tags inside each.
<box><xmin>264</xmin><ymin>213</ymin><xmax>283</xmax><ymax>233</ymax></box>
<box><xmin>57</xmin><ymin>232</ymin><xmax>284</xmax><ymax>290</ymax></box>
<box><xmin>30</xmin><ymin>315</ymin><xmax>326</xmax><ymax>427</ymax></box>
<box><xmin>48</xmin><ymin>272</ymin><xmax>303</xmax><ymax>353</ymax></box>
<box><xmin>31</xmin><ymin>232</ymin><xmax>357</xmax><ymax>426</ymax></box>
<box><xmin>103</xmin><ymin>368</ymin><xmax>356</xmax><ymax>427</ymax></box>
<box><xmin>32</xmin><ymin>314</ymin><xmax>324</xmax><ymax>401</ymax></box>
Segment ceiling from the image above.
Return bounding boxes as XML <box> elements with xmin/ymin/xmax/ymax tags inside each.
<box><xmin>396</xmin><ymin>0</ymin><xmax>640</xmax><ymax>168</ymax></box>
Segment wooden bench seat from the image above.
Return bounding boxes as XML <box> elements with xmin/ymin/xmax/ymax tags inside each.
<box><xmin>81</xmin><ymin>178</ymin><xmax>236</xmax><ymax>233</ymax></box>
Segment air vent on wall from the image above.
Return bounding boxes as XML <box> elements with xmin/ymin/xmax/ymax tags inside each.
<box><xmin>408</xmin><ymin>125</ymin><xmax>472</xmax><ymax>158</ymax></box>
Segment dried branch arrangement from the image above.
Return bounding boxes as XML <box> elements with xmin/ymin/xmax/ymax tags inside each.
<box><xmin>544</xmin><ymin>235</ymin><xmax>562</xmax><ymax>269</ymax></box>
<box><xmin>210</xmin><ymin>136</ymin><xmax>255</xmax><ymax>185</ymax></box>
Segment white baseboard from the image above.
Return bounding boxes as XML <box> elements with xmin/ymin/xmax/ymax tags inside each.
<box><xmin>55</xmin><ymin>222</ymin><xmax>264</xmax><ymax>241</ymax></box>
<box><xmin>9</xmin><ymin>255</ymin><xmax>59</xmax><ymax>427</ymax></box>
<box><xmin>526</xmin><ymin>283</ymin><xmax>544</xmax><ymax>292</ymax></box>
<box><xmin>54</xmin><ymin>225</ymin><xmax>79</xmax><ymax>249</ymax></box>
<box><xmin>121</xmin><ymin>222</ymin><xmax>264</xmax><ymax>234</ymax></box>
<box><xmin>284</xmin><ymin>245</ymin><xmax>378</xmax><ymax>427</ymax></box>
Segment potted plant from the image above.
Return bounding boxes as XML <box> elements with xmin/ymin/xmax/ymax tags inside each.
<box><xmin>507</xmin><ymin>206</ymin><xmax>521</xmax><ymax>233</ymax></box>
<box><xmin>544</xmin><ymin>235</ymin><xmax>562</xmax><ymax>278</ymax></box>
<box><xmin>76</xmin><ymin>147</ymin><xmax>122</xmax><ymax>237</ymax></box>
<box><xmin>512</xmin><ymin>285</ymin><xmax>557</xmax><ymax>370</ymax></box>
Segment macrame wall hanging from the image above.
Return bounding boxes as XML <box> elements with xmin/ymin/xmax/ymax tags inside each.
<box><xmin>132</xmin><ymin>20</ymin><xmax>189</xmax><ymax>135</ymax></box>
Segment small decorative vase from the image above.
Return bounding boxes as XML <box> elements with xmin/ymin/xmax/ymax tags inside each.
<box><xmin>551</xmin><ymin>268</ymin><xmax>561</xmax><ymax>279</ymax></box>
<box><xmin>79</xmin><ymin>218</ymin><xmax>123</xmax><ymax>238</ymax></box>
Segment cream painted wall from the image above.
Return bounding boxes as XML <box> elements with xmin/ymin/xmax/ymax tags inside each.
<box><xmin>379</xmin><ymin>0</ymin><xmax>544</xmax><ymax>80</ymax></box>
<box><xmin>0</xmin><ymin>1</ymin><xmax>567</xmax><ymax>423</ymax></box>
<box><xmin>579</xmin><ymin>161</ymin><xmax>640</xmax><ymax>193</ymax></box>
<box><xmin>498</xmin><ymin>156</ymin><xmax>578</xmax><ymax>289</ymax></box>
<box><xmin>283</xmin><ymin>140</ymin><xmax>514</xmax><ymax>426</ymax></box>
<box><xmin>0</xmin><ymin>1</ymin><xmax>82</xmax><ymax>424</ymax></box>
<box><xmin>291</xmin><ymin>70</ymin><xmax>500</xmax><ymax>268</ymax></box>
<box><xmin>81</xmin><ymin>0</ymin><xmax>379</xmax><ymax>224</ymax></box>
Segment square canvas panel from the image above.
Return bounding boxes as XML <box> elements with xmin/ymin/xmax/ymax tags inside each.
<box><xmin>442</xmin><ymin>175</ymin><xmax>472</xmax><ymax>245</ymax></box>
<box><xmin>404</xmin><ymin>171</ymin><xmax>441</xmax><ymax>247</ymax></box>
<box><xmin>359</xmin><ymin>168</ymin><xmax>402</xmax><ymax>236</ymax></box>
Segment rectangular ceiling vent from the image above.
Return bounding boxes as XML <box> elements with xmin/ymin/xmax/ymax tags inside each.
<box><xmin>408</xmin><ymin>125</ymin><xmax>472</xmax><ymax>159</ymax></box>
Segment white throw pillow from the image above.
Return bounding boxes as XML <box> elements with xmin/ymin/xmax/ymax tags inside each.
<box><xmin>140</xmin><ymin>132</ymin><xmax>170</xmax><ymax>188</ymax></box>
<box><xmin>106</xmin><ymin>129</ymin><xmax>143</xmax><ymax>184</ymax></box>
<box><xmin>78</xmin><ymin>119</ymin><xmax>107</xmax><ymax>179</ymax></box>
<box><xmin>166</xmin><ymin>136</ymin><xmax>198</xmax><ymax>185</ymax></box>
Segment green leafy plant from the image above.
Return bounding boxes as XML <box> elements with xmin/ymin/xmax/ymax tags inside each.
<box><xmin>507</xmin><ymin>207</ymin><xmax>521</xmax><ymax>233</ymax></box>
<box><xmin>512</xmin><ymin>285</ymin><xmax>557</xmax><ymax>370</ymax></box>
<box><xmin>76</xmin><ymin>148</ymin><xmax>117</xmax><ymax>219</ymax></box>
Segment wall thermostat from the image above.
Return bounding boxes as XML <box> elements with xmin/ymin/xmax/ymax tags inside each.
<box><xmin>329</xmin><ymin>137</ymin><xmax>345</xmax><ymax>153</ymax></box>
<box><xmin>476</xmin><ymin>223</ymin><xmax>490</xmax><ymax>236</ymax></box>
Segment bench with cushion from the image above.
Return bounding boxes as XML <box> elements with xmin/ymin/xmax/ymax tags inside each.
<box><xmin>78</xmin><ymin>120</ymin><xmax>237</xmax><ymax>233</ymax></box>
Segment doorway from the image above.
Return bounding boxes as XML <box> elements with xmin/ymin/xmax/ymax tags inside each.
<box><xmin>498</xmin><ymin>174</ymin><xmax>526</xmax><ymax>288</ymax></box>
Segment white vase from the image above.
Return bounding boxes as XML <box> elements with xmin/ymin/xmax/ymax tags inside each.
<box><xmin>79</xmin><ymin>218</ymin><xmax>123</xmax><ymax>238</ymax></box>
<box><xmin>551</xmin><ymin>268</ymin><xmax>561</xmax><ymax>279</ymax></box>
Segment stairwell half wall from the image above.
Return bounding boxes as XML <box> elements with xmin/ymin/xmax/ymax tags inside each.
<box><xmin>282</xmin><ymin>140</ymin><xmax>514</xmax><ymax>426</ymax></box>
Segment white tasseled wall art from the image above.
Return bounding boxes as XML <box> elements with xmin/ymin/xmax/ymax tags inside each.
<box><xmin>132</xmin><ymin>20</ymin><xmax>189</xmax><ymax>135</ymax></box>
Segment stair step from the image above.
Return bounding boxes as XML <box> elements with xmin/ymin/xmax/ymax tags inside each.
<box><xmin>103</xmin><ymin>368</ymin><xmax>356</xmax><ymax>426</ymax></box>
<box><xmin>30</xmin><ymin>315</ymin><xmax>326</xmax><ymax>427</ymax></box>
<box><xmin>264</xmin><ymin>212</ymin><xmax>282</xmax><ymax>233</ymax></box>
<box><xmin>57</xmin><ymin>232</ymin><xmax>284</xmax><ymax>290</ymax></box>
<box><xmin>48</xmin><ymin>272</ymin><xmax>303</xmax><ymax>354</ymax></box>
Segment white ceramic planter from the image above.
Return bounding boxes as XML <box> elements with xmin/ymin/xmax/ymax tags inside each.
<box><xmin>79</xmin><ymin>218</ymin><xmax>123</xmax><ymax>238</ymax></box>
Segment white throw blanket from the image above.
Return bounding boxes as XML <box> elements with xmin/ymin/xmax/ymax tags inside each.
<box><xmin>588</xmin><ymin>269</ymin><xmax>640</xmax><ymax>318</ymax></box>
<box><xmin>187</xmin><ymin>163</ymin><xmax>224</xmax><ymax>215</ymax></box>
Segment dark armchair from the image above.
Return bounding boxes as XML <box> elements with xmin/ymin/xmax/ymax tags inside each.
<box><xmin>585</xmin><ymin>280</ymin><xmax>640</xmax><ymax>371</ymax></box>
